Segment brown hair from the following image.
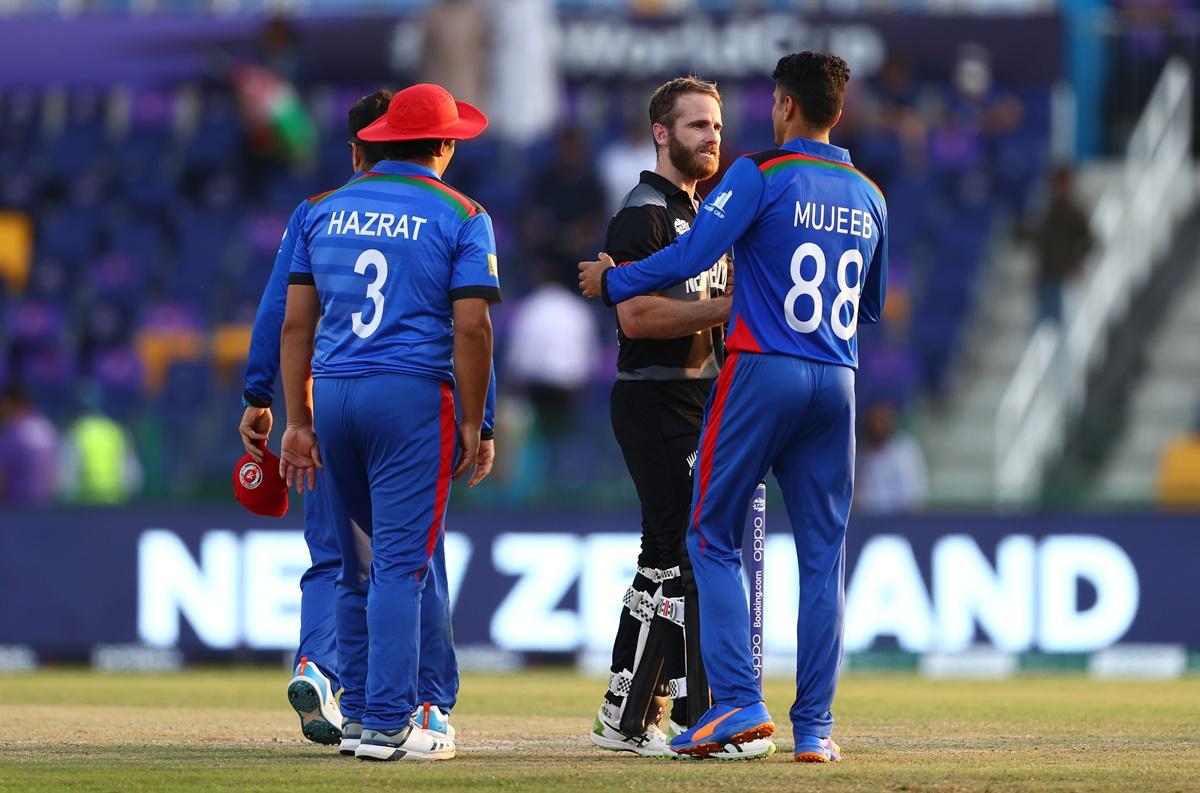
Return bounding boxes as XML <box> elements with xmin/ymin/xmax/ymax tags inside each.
<box><xmin>647</xmin><ymin>76</ymin><xmax>722</xmax><ymax>143</ymax></box>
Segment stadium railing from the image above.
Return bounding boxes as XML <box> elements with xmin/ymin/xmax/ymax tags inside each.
<box><xmin>995</xmin><ymin>58</ymin><xmax>1194</xmax><ymax>505</ymax></box>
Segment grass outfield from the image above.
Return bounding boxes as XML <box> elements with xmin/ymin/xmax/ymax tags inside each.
<box><xmin>2</xmin><ymin>669</ymin><xmax>1198</xmax><ymax>792</ymax></box>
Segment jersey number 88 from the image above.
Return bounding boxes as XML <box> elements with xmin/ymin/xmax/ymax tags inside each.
<box><xmin>783</xmin><ymin>241</ymin><xmax>863</xmax><ymax>341</ymax></box>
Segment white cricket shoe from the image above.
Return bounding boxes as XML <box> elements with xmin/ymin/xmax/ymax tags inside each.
<box><xmin>666</xmin><ymin>720</ymin><xmax>777</xmax><ymax>761</ymax></box>
<box><xmin>339</xmin><ymin>720</ymin><xmax>362</xmax><ymax>756</ymax></box>
<box><xmin>355</xmin><ymin>722</ymin><xmax>456</xmax><ymax>761</ymax></box>
<box><xmin>287</xmin><ymin>657</ymin><xmax>342</xmax><ymax>746</ymax></box>
<box><xmin>590</xmin><ymin>703</ymin><xmax>673</xmax><ymax>758</ymax></box>
<box><xmin>413</xmin><ymin>702</ymin><xmax>456</xmax><ymax>740</ymax></box>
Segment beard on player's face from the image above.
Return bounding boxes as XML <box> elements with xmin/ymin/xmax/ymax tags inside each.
<box><xmin>666</xmin><ymin>128</ymin><xmax>719</xmax><ymax>182</ymax></box>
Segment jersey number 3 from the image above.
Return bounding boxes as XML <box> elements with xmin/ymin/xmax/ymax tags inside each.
<box><xmin>783</xmin><ymin>241</ymin><xmax>863</xmax><ymax>341</ymax></box>
<box><xmin>352</xmin><ymin>249</ymin><xmax>388</xmax><ymax>339</ymax></box>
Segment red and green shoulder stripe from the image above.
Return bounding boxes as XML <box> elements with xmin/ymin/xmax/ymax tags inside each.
<box><xmin>306</xmin><ymin>173</ymin><xmax>485</xmax><ymax>221</ymax></box>
<box><xmin>747</xmin><ymin>149</ymin><xmax>883</xmax><ymax>201</ymax></box>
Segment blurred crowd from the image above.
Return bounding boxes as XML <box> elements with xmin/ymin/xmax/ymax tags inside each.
<box><xmin>4</xmin><ymin>1</ymin><xmax>1191</xmax><ymax>510</ymax></box>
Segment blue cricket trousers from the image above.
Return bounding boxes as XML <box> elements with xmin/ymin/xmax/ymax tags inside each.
<box><xmin>295</xmin><ymin>470</ymin><xmax>459</xmax><ymax>711</ymax></box>
<box><xmin>294</xmin><ymin>471</ymin><xmax>339</xmax><ymax>688</ymax></box>
<box><xmin>313</xmin><ymin>373</ymin><xmax>457</xmax><ymax>732</ymax></box>
<box><xmin>687</xmin><ymin>352</ymin><xmax>854</xmax><ymax>738</ymax></box>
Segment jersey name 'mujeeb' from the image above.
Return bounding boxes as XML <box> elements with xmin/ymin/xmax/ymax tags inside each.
<box><xmin>602</xmin><ymin>136</ymin><xmax>887</xmax><ymax>370</ymax></box>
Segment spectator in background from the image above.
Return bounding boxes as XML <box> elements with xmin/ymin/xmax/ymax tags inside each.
<box><xmin>488</xmin><ymin>0</ymin><xmax>559</xmax><ymax>146</ymax></box>
<box><xmin>59</xmin><ymin>382</ymin><xmax>142</xmax><ymax>505</ymax></box>
<box><xmin>258</xmin><ymin>15</ymin><xmax>304</xmax><ymax>84</ymax></box>
<box><xmin>598</xmin><ymin>119</ymin><xmax>658</xmax><ymax>215</ymax></box>
<box><xmin>1105</xmin><ymin>0</ymin><xmax>1185</xmax><ymax>153</ymax></box>
<box><xmin>523</xmin><ymin>126</ymin><xmax>606</xmax><ymax>287</ymax></box>
<box><xmin>505</xmin><ymin>266</ymin><xmax>599</xmax><ymax>440</ymax></box>
<box><xmin>232</xmin><ymin>63</ymin><xmax>317</xmax><ymax>167</ymax></box>
<box><xmin>875</xmin><ymin>54</ymin><xmax>927</xmax><ymax>162</ymax></box>
<box><xmin>421</xmin><ymin>0</ymin><xmax>488</xmax><ymax>110</ymax></box>
<box><xmin>1157</xmin><ymin>403</ymin><xmax>1200</xmax><ymax>507</ymax></box>
<box><xmin>0</xmin><ymin>379</ymin><xmax>60</xmax><ymax>506</ymax></box>
<box><xmin>931</xmin><ymin>43</ymin><xmax>1023</xmax><ymax>204</ymax></box>
<box><xmin>231</xmin><ymin>16</ymin><xmax>316</xmax><ymax>176</ymax></box>
<box><xmin>1031</xmin><ymin>166</ymin><xmax>1093</xmax><ymax>325</ymax></box>
<box><xmin>855</xmin><ymin>400</ymin><xmax>927</xmax><ymax>514</ymax></box>
<box><xmin>946</xmin><ymin>44</ymin><xmax>1023</xmax><ymax>143</ymax></box>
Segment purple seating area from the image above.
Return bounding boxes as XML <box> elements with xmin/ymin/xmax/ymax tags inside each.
<box><xmin>844</xmin><ymin>80</ymin><xmax>1052</xmax><ymax>405</ymax></box>
<box><xmin>0</xmin><ymin>73</ymin><xmax>1051</xmax><ymax>501</ymax></box>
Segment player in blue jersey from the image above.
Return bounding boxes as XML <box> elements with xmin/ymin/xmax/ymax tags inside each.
<box><xmin>580</xmin><ymin>52</ymin><xmax>886</xmax><ymax>763</ymax></box>
<box><xmin>277</xmin><ymin>83</ymin><xmax>499</xmax><ymax>762</ymax></box>
<box><xmin>239</xmin><ymin>89</ymin><xmax>495</xmax><ymax>748</ymax></box>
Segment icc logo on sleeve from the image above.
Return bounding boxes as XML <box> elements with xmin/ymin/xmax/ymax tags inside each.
<box><xmin>239</xmin><ymin>462</ymin><xmax>263</xmax><ymax>490</ymax></box>
<box><xmin>706</xmin><ymin>190</ymin><xmax>733</xmax><ymax>218</ymax></box>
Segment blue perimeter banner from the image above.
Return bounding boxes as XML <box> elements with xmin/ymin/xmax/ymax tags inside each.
<box><xmin>0</xmin><ymin>507</ymin><xmax>1196</xmax><ymax>659</ymax></box>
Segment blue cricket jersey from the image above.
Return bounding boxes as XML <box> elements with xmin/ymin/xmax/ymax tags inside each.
<box><xmin>603</xmin><ymin>136</ymin><xmax>887</xmax><ymax>369</ymax></box>
<box><xmin>243</xmin><ymin>199</ymin><xmax>309</xmax><ymax>407</ymax></box>
<box><xmin>289</xmin><ymin>160</ymin><xmax>502</xmax><ymax>386</ymax></box>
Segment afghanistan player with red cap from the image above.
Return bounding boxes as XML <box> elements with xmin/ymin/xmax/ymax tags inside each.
<box><xmin>236</xmin><ymin>89</ymin><xmax>496</xmax><ymax>751</ymax></box>
<box><xmin>279</xmin><ymin>83</ymin><xmax>498</xmax><ymax>762</ymax></box>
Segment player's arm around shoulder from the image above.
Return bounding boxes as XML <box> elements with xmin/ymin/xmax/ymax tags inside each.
<box><xmin>618</xmin><ymin>294</ymin><xmax>731</xmax><ymax>340</ymax></box>
<box><xmin>605</xmin><ymin>202</ymin><xmax>714</xmax><ymax>339</ymax></box>
<box><xmin>590</xmin><ymin>156</ymin><xmax>765</xmax><ymax>304</ymax></box>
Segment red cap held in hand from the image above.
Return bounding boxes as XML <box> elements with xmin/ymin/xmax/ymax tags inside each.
<box><xmin>233</xmin><ymin>444</ymin><xmax>289</xmax><ymax>517</ymax></box>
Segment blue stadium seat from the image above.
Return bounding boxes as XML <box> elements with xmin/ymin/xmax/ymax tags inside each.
<box><xmin>161</xmin><ymin>359</ymin><xmax>213</xmax><ymax>409</ymax></box>
<box><xmin>19</xmin><ymin>345</ymin><xmax>76</xmax><ymax>422</ymax></box>
<box><xmin>8</xmin><ymin>299</ymin><xmax>67</xmax><ymax>349</ymax></box>
<box><xmin>108</xmin><ymin>218</ymin><xmax>165</xmax><ymax>271</ymax></box>
<box><xmin>182</xmin><ymin>93</ymin><xmax>242</xmax><ymax>172</ymax></box>
<box><xmin>37</xmin><ymin>207</ymin><xmax>101</xmax><ymax>261</ymax></box>
<box><xmin>0</xmin><ymin>90</ymin><xmax>41</xmax><ymax>152</ymax></box>
<box><xmin>91</xmin><ymin>345</ymin><xmax>145</xmax><ymax>422</ymax></box>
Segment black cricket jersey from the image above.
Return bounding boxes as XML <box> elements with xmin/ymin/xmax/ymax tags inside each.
<box><xmin>605</xmin><ymin>170</ymin><xmax>729</xmax><ymax>380</ymax></box>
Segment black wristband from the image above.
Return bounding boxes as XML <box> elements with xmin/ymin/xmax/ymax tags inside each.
<box><xmin>601</xmin><ymin>266</ymin><xmax>614</xmax><ymax>306</ymax></box>
<box><xmin>481</xmin><ymin>427</ymin><xmax>495</xmax><ymax>441</ymax></box>
<box><xmin>242</xmin><ymin>391</ymin><xmax>272</xmax><ymax>408</ymax></box>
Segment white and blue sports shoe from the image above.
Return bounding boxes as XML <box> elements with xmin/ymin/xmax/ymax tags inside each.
<box><xmin>414</xmin><ymin>702</ymin><xmax>456</xmax><ymax>740</ymax></box>
<box><xmin>339</xmin><ymin>720</ymin><xmax>362</xmax><ymax>756</ymax></box>
<box><xmin>287</xmin><ymin>656</ymin><xmax>343</xmax><ymax>746</ymax></box>
<box><xmin>355</xmin><ymin>721</ymin><xmax>456</xmax><ymax>762</ymax></box>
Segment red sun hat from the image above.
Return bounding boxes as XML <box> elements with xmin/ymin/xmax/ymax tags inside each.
<box><xmin>357</xmin><ymin>83</ymin><xmax>488</xmax><ymax>143</ymax></box>
<box><xmin>232</xmin><ymin>443</ymin><xmax>289</xmax><ymax>518</ymax></box>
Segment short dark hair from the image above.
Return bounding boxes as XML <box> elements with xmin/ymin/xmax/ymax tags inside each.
<box><xmin>772</xmin><ymin>52</ymin><xmax>850</xmax><ymax>130</ymax></box>
<box><xmin>377</xmin><ymin>138</ymin><xmax>450</xmax><ymax>163</ymax></box>
<box><xmin>347</xmin><ymin>89</ymin><xmax>392</xmax><ymax>164</ymax></box>
<box><xmin>648</xmin><ymin>76</ymin><xmax>722</xmax><ymax>143</ymax></box>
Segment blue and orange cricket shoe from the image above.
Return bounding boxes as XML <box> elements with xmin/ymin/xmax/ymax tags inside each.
<box><xmin>668</xmin><ymin>702</ymin><xmax>775</xmax><ymax>758</ymax></box>
<box><xmin>794</xmin><ymin>734</ymin><xmax>841</xmax><ymax>763</ymax></box>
